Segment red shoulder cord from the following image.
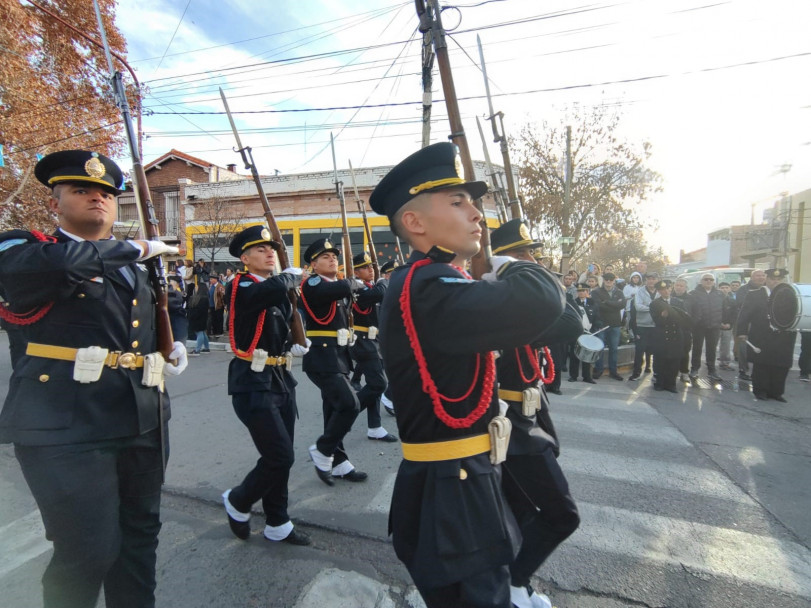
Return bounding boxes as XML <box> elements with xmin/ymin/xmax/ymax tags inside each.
<box><xmin>352</xmin><ymin>280</ymin><xmax>373</xmax><ymax>314</ymax></box>
<box><xmin>0</xmin><ymin>230</ymin><xmax>57</xmax><ymax>326</ymax></box>
<box><xmin>515</xmin><ymin>345</ymin><xmax>543</xmax><ymax>383</ymax></box>
<box><xmin>541</xmin><ymin>346</ymin><xmax>555</xmax><ymax>384</ymax></box>
<box><xmin>228</xmin><ymin>273</ymin><xmax>266</xmax><ymax>358</ymax></box>
<box><xmin>299</xmin><ymin>277</ymin><xmax>337</xmax><ymax>325</ymax></box>
<box><xmin>400</xmin><ymin>258</ymin><xmax>496</xmax><ymax>429</ymax></box>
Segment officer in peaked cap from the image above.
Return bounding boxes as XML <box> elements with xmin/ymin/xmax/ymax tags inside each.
<box><xmin>219</xmin><ymin>225</ymin><xmax>311</xmax><ymax>546</ymax></box>
<box><xmin>349</xmin><ymin>251</ymin><xmax>397</xmax><ymax>443</ymax></box>
<box><xmin>370</xmin><ymin>141</ymin><xmax>567</xmax><ymax>608</ymax></box>
<box><xmin>490</xmin><ymin>218</ymin><xmax>543</xmax><ymax>256</ymax></box>
<box><xmin>299</xmin><ymin>236</ymin><xmax>367</xmax><ymax>486</ymax></box>
<box><xmin>738</xmin><ymin>268</ymin><xmax>795</xmax><ymax>401</ymax></box>
<box><xmin>34</xmin><ymin>149</ymin><xmax>124</xmax><ymax>194</ymax></box>
<box><xmin>649</xmin><ymin>279</ymin><xmax>691</xmax><ymax>393</ymax></box>
<box><xmin>379</xmin><ymin>259</ymin><xmax>399</xmax><ymax>276</ymax></box>
<box><xmin>0</xmin><ymin>149</ymin><xmax>185</xmax><ymax>607</ymax></box>
<box><xmin>228</xmin><ymin>225</ymin><xmax>280</xmax><ymax>258</ymax></box>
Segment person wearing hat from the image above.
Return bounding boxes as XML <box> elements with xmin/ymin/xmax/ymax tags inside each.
<box><xmin>489</xmin><ymin>219</ymin><xmax>581</xmax><ymax>608</ymax></box>
<box><xmin>379</xmin><ymin>259</ymin><xmax>399</xmax><ymax>276</ymax></box>
<box><xmin>736</xmin><ymin>269</ymin><xmax>796</xmax><ymax>401</ymax></box>
<box><xmin>569</xmin><ymin>283</ymin><xmax>600</xmax><ymax>383</ymax></box>
<box><xmin>219</xmin><ymin>225</ymin><xmax>311</xmax><ymax>545</ymax></box>
<box><xmin>369</xmin><ymin>142</ymin><xmax>566</xmax><ymax>608</ymax></box>
<box><xmin>0</xmin><ymin>149</ymin><xmax>187</xmax><ymax>607</ymax></box>
<box><xmin>591</xmin><ymin>272</ymin><xmax>626</xmax><ymax>380</ymax></box>
<box><xmin>734</xmin><ymin>269</ymin><xmax>766</xmax><ymax>381</ymax></box>
<box><xmin>300</xmin><ymin>237</ymin><xmax>367</xmax><ymax>485</ymax></box>
<box><xmin>350</xmin><ymin>251</ymin><xmax>397</xmax><ymax>443</ymax></box>
<box><xmin>687</xmin><ymin>272</ymin><xmax>725</xmax><ymax>382</ymax></box>
<box><xmin>649</xmin><ymin>280</ymin><xmax>692</xmax><ymax>393</ymax></box>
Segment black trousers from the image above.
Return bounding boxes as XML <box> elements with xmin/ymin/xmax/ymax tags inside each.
<box><xmin>547</xmin><ymin>342</ymin><xmax>567</xmax><ymax>391</ymax></box>
<box><xmin>306</xmin><ymin>371</ymin><xmax>360</xmax><ymax>467</ymax></box>
<box><xmin>229</xmin><ymin>389</ymin><xmax>296</xmax><ymax>526</ymax></box>
<box><xmin>567</xmin><ymin>346</ymin><xmax>593</xmax><ymax>381</ymax></box>
<box><xmin>680</xmin><ymin>331</ymin><xmax>692</xmax><ymax>374</ymax></box>
<box><xmin>416</xmin><ymin>565</ymin><xmax>511</xmax><ymax>608</ymax></box>
<box><xmin>352</xmin><ymin>349</ymin><xmax>388</xmax><ymax>429</ymax></box>
<box><xmin>632</xmin><ymin>326</ymin><xmax>654</xmax><ymax>375</ymax></box>
<box><xmin>653</xmin><ymin>355</ymin><xmax>680</xmax><ymax>390</ymax></box>
<box><xmin>799</xmin><ymin>332</ymin><xmax>811</xmax><ymax>375</ymax></box>
<box><xmin>15</xmin><ymin>429</ymin><xmax>164</xmax><ymax>608</ymax></box>
<box><xmin>752</xmin><ymin>363</ymin><xmax>790</xmax><ymax>398</ymax></box>
<box><xmin>501</xmin><ymin>450</ymin><xmax>580</xmax><ymax>588</ymax></box>
<box><xmin>691</xmin><ymin>326</ymin><xmax>720</xmax><ymax>373</ymax></box>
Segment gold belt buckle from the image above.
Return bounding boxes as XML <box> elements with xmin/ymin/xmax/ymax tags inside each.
<box><xmin>117</xmin><ymin>352</ymin><xmax>138</xmax><ymax>370</ymax></box>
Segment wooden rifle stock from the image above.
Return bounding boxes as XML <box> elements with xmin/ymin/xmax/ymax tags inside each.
<box><xmin>219</xmin><ymin>89</ymin><xmax>306</xmax><ymax>347</ymax></box>
<box><xmin>348</xmin><ymin>160</ymin><xmax>379</xmax><ymax>281</ymax></box>
<box><xmin>331</xmin><ymin>135</ymin><xmax>355</xmax><ymax>328</ymax></box>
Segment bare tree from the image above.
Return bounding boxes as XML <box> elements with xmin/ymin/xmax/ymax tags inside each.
<box><xmin>588</xmin><ymin>232</ymin><xmax>668</xmax><ymax>278</ymax></box>
<box><xmin>184</xmin><ymin>189</ymin><xmax>249</xmax><ymax>267</ymax></box>
<box><xmin>513</xmin><ymin>104</ymin><xmax>662</xmax><ymax>269</ymax></box>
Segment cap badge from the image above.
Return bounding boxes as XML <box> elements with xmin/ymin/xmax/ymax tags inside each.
<box><xmin>261</xmin><ymin>228</ymin><xmax>271</xmax><ymax>241</ymax></box>
<box><xmin>85</xmin><ymin>156</ymin><xmax>106</xmax><ymax>179</ymax></box>
<box><xmin>324</xmin><ymin>240</ymin><xmax>333</xmax><ymax>249</ymax></box>
<box><xmin>454</xmin><ymin>153</ymin><xmax>464</xmax><ymax>179</ymax></box>
<box><xmin>519</xmin><ymin>223</ymin><xmax>531</xmax><ymax>240</ymax></box>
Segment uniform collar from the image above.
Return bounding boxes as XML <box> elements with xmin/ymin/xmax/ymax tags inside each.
<box><xmin>57</xmin><ymin>227</ymin><xmax>115</xmax><ymax>242</ymax></box>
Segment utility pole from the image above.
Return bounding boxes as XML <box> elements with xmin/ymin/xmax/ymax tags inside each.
<box><xmin>477</xmin><ymin>35</ymin><xmax>522</xmax><ymax>220</ymax></box>
<box><xmin>420</xmin><ymin>3</ymin><xmax>435</xmax><ymax>148</ymax></box>
<box><xmin>416</xmin><ymin>0</ymin><xmax>492</xmax><ymax>277</ymax></box>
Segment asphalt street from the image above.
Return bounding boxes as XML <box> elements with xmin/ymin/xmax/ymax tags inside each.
<box><xmin>1</xmin><ymin>331</ymin><xmax>810</xmax><ymax>608</ymax></box>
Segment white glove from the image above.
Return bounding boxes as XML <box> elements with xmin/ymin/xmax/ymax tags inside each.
<box><xmin>128</xmin><ymin>240</ymin><xmax>180</xmax><ymax>261</ymax></box>
<box><xmin>481</xmin><ymin>256</ymin><xmax>515</xmax><ymax>282</ymax></box>
<box><xmin>282</xmin><ymin>267</ymin><xmax>303</xmax><ymax>276</ymax></box>
<box><xmin>163</xmin><ymin>341</ymin><xmax>188</xmax><ymax>376</ymax></box>
<box><xmin>290</xmin><ymin>338</ymin><xmax>311</xmax><ymax>357</ymax></box>
<box><xmin>498</xmin><ymin>398</ymin><xmax>509</xmax><ymax>417</ymax></box>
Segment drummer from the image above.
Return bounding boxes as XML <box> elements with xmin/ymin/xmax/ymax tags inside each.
<box><xmin>737</xmin><ymin>268</ymin><xmax>797</xmax><ymax>401</ymax></box>
<box><xmin>569</xmin><ymin>283</ymin><xmax>600</xmax><ymax>384</ymax></box>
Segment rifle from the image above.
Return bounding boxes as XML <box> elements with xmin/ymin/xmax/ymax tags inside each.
<box><xmin>476</xmin><ymin>116</ymin><xmax>508</xmax><ymax>224</ymax></box>
<box><xmin>92</xmin><ymin>0</ymin><xmax>173</xmax><ymax>360</ymax></box>
<box><xmin>219</xmin><ymin>88</ymin><xmax>306</xmax><ymax>347</ymax></box>
<box><xmin>348</xmin><ymin>160</ymin><xmax>379</xmax><ymax>281</ymax></box>
<box><xmin>330</xmin><ymin>134</ymin><xmax>355</xmax><ymax>328</ymax></box>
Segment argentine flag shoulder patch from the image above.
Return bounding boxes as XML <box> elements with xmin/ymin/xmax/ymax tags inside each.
<box><xmin>438</xmin><ymin>277</ymin><xmax>474</xmax><ymax>284</ymax></box>
<box><xmin>0</xmin><ymin>238</ymin><xmax>27</xmax><ymax>253</ymax></box>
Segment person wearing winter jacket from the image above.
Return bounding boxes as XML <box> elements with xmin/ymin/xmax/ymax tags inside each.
<box><xmin>629</xmin><ymin>273</ymin><xmax>659</xmax><ymax>381</ymax></box>
<box><xmin>687</xmin><ymin>273</ymin><xmax>725</xmax><ymax>381</ymax></box>
<box><xmin>623</xmin><ymin>271</ymin><xmax>643</xmax><ymax>337</ymax></box>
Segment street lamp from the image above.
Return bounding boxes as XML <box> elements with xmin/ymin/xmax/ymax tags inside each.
<box><xmin>558</xmin><ymin>236</ymin><xmax>576</xmax><ymax>273</ymax></box>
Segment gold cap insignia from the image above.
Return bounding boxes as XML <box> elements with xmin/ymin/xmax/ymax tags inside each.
<box><xmin>363</xmin><ymin>252</ymin><xmax>371</xmax><ymax>263</ymax></box>
<box><xmin>85</xmin><ymin>156</ymin><xmax>106</xmax><ymax>179</ymax></box>
<box><xmin>519</xmin><ymin>223</ymin><xmax>531</xmax><ymax>241</ymax></box>
<box><xmin>261</xmin><ymin>228</ymin><xmax>271</xmax><ymax>241</ymax></box>
<box><xmin>454</xmin><ymin>153</ymin><xmax>464</xmax><ymax>179</ymax></box>
<box><xmin>324</xmin><ymin>240</ymin><xmax>333</xmax><ymax>249</ymax></box>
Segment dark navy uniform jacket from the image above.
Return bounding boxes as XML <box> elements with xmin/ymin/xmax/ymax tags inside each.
<box><xmin>300</xmin><ymin>274</ymin><xmax>354</xmax><ymax>374</ymax></box>
<box><xmin>0</xmin><ymin>229</ymin><xmax>165</xmax><ymax>446</ymax></box>
<box><xmin>225</xmin><ymin>272</ymin><xmax>299</xmax><ymax>395</ymax></box>
<box><xmin>350</xmin><ymin>278</ymin><xmax>387</xmax><ymax>361</ymax></box>
<box><xmin>736</xmin><ymin>287</ymin><xmax>796</xmax><ymax>368</ymax></box>
<box><xmin>650</xmin><ymin>298</ymin><xmax>691</xmax><ymax>359</ymax></box>
<box><xmin>379</xmin><ymin>249</ymin><xmax>565</xmax><ymax>588</ymax></box>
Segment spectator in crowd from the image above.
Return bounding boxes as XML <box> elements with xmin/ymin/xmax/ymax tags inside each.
<box><xmin>629</xmin><ymin>272</ymin><xmax>659</xmax><ymax>381</ymax></box>
<box><xmin>224</xmin><ymin>267</ymin><xmax>235</xmax><ymax>283</ymax></box>
<box><xmin>591</xmin><ymin>272</ymin><xmax>626</xmax><ymax>381</ymax></box>
<box><xmin>586</xmin><ymin>275</ymin><xmax>599</xmax><ymax>292</ymax></box>
<box><xmin>688</xmin><ymin>273</ymin><xmax>725</xmax><ymax>381</ymax></box>
<box><xmin>717</xmin><ymin>282</ymin><xmax>735</xmax><ymax>370</ymax></box>
<box><xmin>182</xmin><ymin>259</ymin><xmax>195</xmax><ymax>302</ymax></box>
<box><xmin>208</xmin><ymin>276</ymin><xmax>225</xmax><ymax>337</ymax></box>
<box><xmin>188</xmin><ymin>283</ymin><xmax>211</xmax><ymax>355</ymax></box>
<box><xmin>194</xmin><ymin>257</ymin><xmax>210</xmax><ymax>286</ymax></box>
<box><xmin>167</xmin><ymin>275</ymin><xmax>188</xmax><ymax>345</ymax></box>
<box><xmin>735</xmin><ymin>270</ymin><xmax>765</xmax><ymax>381</ymax></box>
<box><xmin>671</xmin><ymin>278</ymin><xmax>693</xmax><ymax>382</ymax></box>
<box><xmin>623</xmin><ymin>272</ymin><xmax>643</xmax><ymax>338</ymax></box>
<box><xmin>562</xmin><ymin>272</ymin><xmax>577</xmax><ymax>300</ymax></box>
<box><xmin>578</xmin><ymin>262</ymin><xmax>602</xmax><ymax>289</ymax></box>
<box><xmin>727</xmin><ymin>280</ymin><xmax>742</xmax><ymax>364</ymax></box>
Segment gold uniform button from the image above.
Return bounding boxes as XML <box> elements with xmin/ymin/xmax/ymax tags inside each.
<box><xmin>132</xmin><ymin>320</ymin><xmax>139</xmax><ymax>328</ymax></box>
<box><xmin>459</xmin><ymin>468</ymin><xmax>468</xmax><ymax>480</ymax></box>
<box><xmin>131</xmin><ymin>341</ymin><xmax>139</xmax><ymax>348</ymax></box>
<box><xmin>132</xmin><ymin>299</ymin><xmax>138</xmax><ymax>306</ymax></box>
<box><xmin>39</xmin><ymin>374</ymin><xmax>49</xmax><ymax>383</ymax></box>
<box><xmin>322</xmin><ymin>343</ymin><xmax>327</xmax><ymax>347</ymax></box>
<box><xmin>77</xmin><ymin>293</ymin><xmax>86</xmax><ymax>299</ymax></box>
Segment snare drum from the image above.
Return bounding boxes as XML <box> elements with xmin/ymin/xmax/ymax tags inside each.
<box><xmin>768</xmin><ymin>283</ymin><xmax>811</xmax><ymax>332</ymax></box>
<box><xmin>574</xmin><ymin>334</ymin><xmax>605</xmax><ymax>364</ymax></box>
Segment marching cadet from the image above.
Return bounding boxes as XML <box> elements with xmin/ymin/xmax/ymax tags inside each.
<box><xmin>0</xmin><ymin>150</ymin><xmax>187</xmax><ymax>608</ymax></box>
<box><xmin>378</xmin><ymin>259</ymin><xmax>400</xmax><ymax>417</ymax></box>
<box><xmin>300</xmin><ymin>237</ymin><xmax>367</xmax><ymax>485</ymax></box>
<box><xmin>220</xmin><ymin>226</ymin><xmax>311</xmax><ymax>546</ymax></box>
<box><xmin>350</xmin><ymin>251</ymin><xmax>397</xmax><ymax>442</ymax></box>
<box><xmin>737</xmin><ymin>268</ymin><xmax>796</xmax><ymax>402</ymax></box>
<box><xmin>649</xmin><ymin>280</ymin><xmax>691</xmax><ymax>393</ymax></box>
<box><xmin>370</xmin><ymin>142</ymin><xmax>565</xmax><ymax>608</ymax></box>
<box><xmin>489</xmin><ymin>219</ymin><xmax>581</xmax><ymax>608</ymax></box>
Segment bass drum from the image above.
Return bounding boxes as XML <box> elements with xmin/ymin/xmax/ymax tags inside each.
<box><xmin>768</xmin><ymin>283</ymin><xmax>811</xmax><ymax>331</ymax></box>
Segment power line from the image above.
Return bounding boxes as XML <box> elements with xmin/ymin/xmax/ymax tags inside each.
<box><xmin>152</xmin><ymin>0</ymin><xmax>192</xmax><ymax>75</ymax></box>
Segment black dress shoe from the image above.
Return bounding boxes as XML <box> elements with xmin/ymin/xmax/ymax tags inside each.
<box><xmin>771</xmin><ymin>396</ymin><xmax>787</xmax><ymax>403</ymax></box>
<box><xmin>583</xmin><ymin>378</ymin><xmax>596</xmax><ymax>384</ymax></box>
<box><xmin>753</xmin><ymin>392</ymin><xmax>768</xmax><ymax>401</ymax></box>
<box><xmin>334</xmin><ymin>469</ymin><xmax>368</xmax><ymax>482</ymax></box>
<box><xmin>592</xmin><ymin>372</ymin><xmax>603</xmax><ymax>379</ymax></box>
<box><xmin>279</xmin><ymin>529</ymin><xmax>312</xmax><ymax>546</ymax></box>
<box><xmin>568</xmin><ymin>377</ymin><xmax>578</xmax><ymax>382</ymax></box>
<box><xmin>384</xmin><ymin>405</ymin><xmax>396</xmax><ymax>416</ymax></box>
<box><xmin>610</xmin><ymin>373</ymin><xmax>624</xmax><ymax>381</ymax></box>
<box><xmin>666</xmin><ymin>387</ymin><xmax>678</xmax><ymax>393</ymax></box>
<box><xmin>653</xmin><ymin>385</ymin><xmax>664</xmax><ymax>391</ymax></box>
<box><xmin>227</xmin><ymin>515</ymin><xmax>250</xmax><ymax>540</ymax></box>
<box><xmin>369</xmin><ymin>433</ymin><xmax>398</xmax><ymax>443</ymax></box>
<box><xmin>314</xmin><ymin>467</ymin><xmax>335</xmax><ymax>486</ymax></box>
<box><xmin>549</xmin><ymin>388</ymin><xmax>563</xmax><ymax>395</ymax></box>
